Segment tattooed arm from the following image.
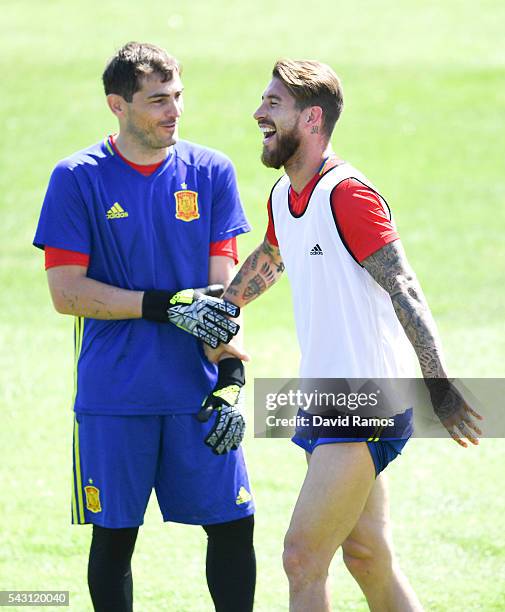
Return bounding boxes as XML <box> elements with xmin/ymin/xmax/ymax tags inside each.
<box><xmin>203</xmin><ymin>237</ymin><xmax>284</xmax><ymax>363</ymax></box>
<box><xmin>362</xmin><ymin>240</ymin><xmax>447</xmax><ymax>378</ymax></box>
<box><xmin>224</xmin><ymin>237</ymin><xmax>285</xmax><ymax>307</ymax></box>
<box><xmin>362</xmin><ymin>240</ymin><xmax>482</xmax><ymax>446</ymax></box>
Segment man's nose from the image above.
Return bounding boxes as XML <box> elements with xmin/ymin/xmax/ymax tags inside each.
<box><xmin>253</xmin><ymin>104</ymin><xmax>265</xmax><ymax>121</ymax></box>
<box><xmin>167</xmin><ymin>100</ymin><xmax>182</xmax><ymax>118</ymax></box>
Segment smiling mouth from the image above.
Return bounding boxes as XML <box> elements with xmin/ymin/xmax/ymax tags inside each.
<box><xmin>259</xmin><ymin>124</ymin><xmax>276</xmax><ymax>144</ymax></box>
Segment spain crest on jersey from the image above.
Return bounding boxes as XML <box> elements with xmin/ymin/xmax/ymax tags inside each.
<box><xmin>84</xmin><ymin>485</ymin><xmax>102</xmax><ymax>513</ymax></box>
<box><xmin>174</xmin><ymin>189</ymin><xmax>200</xmax><ymax>222</ymax></box>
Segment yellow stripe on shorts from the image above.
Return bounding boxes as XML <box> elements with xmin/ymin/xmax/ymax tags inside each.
<box><xmin>71</xmin><ymin>416</ymin><xmax>78</xmax><ymax>524</ymax></box>
<box><xmin>71</xmin><ymin>469</ymin><xmax>78</xmax><ymax>524</ymax></box>
<box><xmin>371</xmin><ymin>425</ymin><xmax>385</xmax><ymax>443</ymax></box>
<box><xmin>367</xmin><ymin>426</ymin><xmax>379</xmax><ymax>442</ymax></box>
<box><xmin>71</xmin><ymin>317</ymin><xmax>86</xmax><ymax>523</ymax></box>
<box><xmin>73</xmin><ymin>415</ymin><xmax>85</xmax><ymax>524</ymax></box>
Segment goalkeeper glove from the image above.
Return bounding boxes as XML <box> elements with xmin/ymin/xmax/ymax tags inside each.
<box><xmin>197</xmin><ymin>358</ymin><xmax>245</xmax><ymax>454</ymax></box>
<box><xmin>142</xmin><ymin>285</ymin><xmax>240</xmax><ymax>348</ymax></box>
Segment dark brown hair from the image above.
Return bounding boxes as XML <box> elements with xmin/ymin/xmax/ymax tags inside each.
<box><xmin>102</xmin><ymin>42</ymin><xmax>180</xmax><ymax>102</ymax></box>
<box><xmin>273</xmin><ymin>59</ymin><xmax>343</xmax><ymax>137</ymax></box>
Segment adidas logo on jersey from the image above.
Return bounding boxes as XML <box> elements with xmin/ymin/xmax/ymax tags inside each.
<box><xmin>106</xmin><ymin>202</ymin><xmax>129</xmax><ymax>219</ymax></box>
<box><xmin>310</xmin><ymin>243</ymin><xmax>323</xmax><ymax>255</ymax></box>
<box><xmin>235</xmin><ymin>486</ymin><xmax>252</xmax><ymax>506</ymax></box>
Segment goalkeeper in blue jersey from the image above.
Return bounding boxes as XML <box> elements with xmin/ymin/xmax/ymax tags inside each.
<box><xmin>34</xmin><ymin>42</ymin><xmax>255</xmax><ymax>612</ymax></box>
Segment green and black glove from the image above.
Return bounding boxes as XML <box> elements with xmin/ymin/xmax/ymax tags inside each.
<box><xmin>142</xmin><ymin>285</ymin><xmax>240</xmax><ymax>348</ymax></box>
<box><xmin>197</xmin><ymin>358</ymin><xmax>246</xmax><ymax>455</ymax></box>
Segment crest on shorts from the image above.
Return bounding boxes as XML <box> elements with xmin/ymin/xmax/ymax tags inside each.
<box><xmin>174</xmin><ymin>189</ymin><xmax>200</xmax><ymax>222</ymax></box>
<box><xmin>84</xmin><ymin>485</ymin><xmax>102</xmax><ymax>513</ymax></box>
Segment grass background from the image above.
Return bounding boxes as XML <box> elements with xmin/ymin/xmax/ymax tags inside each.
<box><xmin>1</xmin><ymin>0</ymin><xmax>505</xmax><ymax>609</ymax></box>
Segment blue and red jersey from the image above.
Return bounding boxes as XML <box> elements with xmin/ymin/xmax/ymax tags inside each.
<box><xmin>34</xmin><ymin>138</ymin><xmax>250</xmax><ymax>415</ymax></box>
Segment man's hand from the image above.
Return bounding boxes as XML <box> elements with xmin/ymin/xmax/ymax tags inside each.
<box><xmin>426</xmin><ymin>379</ymin><xmax>483</xmax><ymax>447</ymax></box>
<box><xmin>197</xmin><ymin>358</ymin><xmax>246</xmax><ymax>454</ymax></box>
<box><xmin>204</xmin><ymin>342</ymin><xmax>250</xmax><ymax>363</ymax></box>
<box><xmin>142</xmin><ymin>285</ymin><xmax>240</xmax><ymax>348</ymax></box>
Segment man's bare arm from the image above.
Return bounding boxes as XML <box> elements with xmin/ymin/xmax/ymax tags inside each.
<box><xmin>48</xmin><ymin>263</ymin><xmax>241</xmax><ymax>351</ymax></box>
<box><xmin>362</xmin><ymin>240</ymin><xmax>482</xmax><ymax>445</ymax></box>
<box><xmin>207</xmin><ymin>255</ymin><xmax>249</xmax><ymax>362</ymax></box>
<box><xmin>224</xmin><ymin>237</ymin><xmax>284</xmax><ymax>307</ymax></box>
<box><xmin>47</xmin><ymin>265</ymin><xmax>143</xmax><ymax>319</ymax></box>
<box><xmin>204</xmin><ymin>243</ymin><xmax>283</xmax><ymax>363</ymax></box>
<box><xmin>361</xmin><ymin>240</ymin><xmax>447</xmax><ymax>378</ymax></box>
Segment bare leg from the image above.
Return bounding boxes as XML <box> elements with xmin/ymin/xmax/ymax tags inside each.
<box><xmin>342</xmin><ymin>474</ymin><xmax>423</xmax><ymax>611</ymax></box>
<box><xmin>283</xmin><ymin>442</ymin><xmax>376</xmax><ymax>612</ymax></box>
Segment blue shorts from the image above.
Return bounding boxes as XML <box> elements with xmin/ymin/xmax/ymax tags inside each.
<box><xmin>291</xmin><ymin>407</ymin><xmax>412</xmax><ymax>475</ymax></box>
<box><xmin>72</xmin><ymin>413</ymin><xmax>255</xmax><ymax>528</ymax></box>
<box><xmin>292</xmin><ymin>435</ymin><xmax>409</xmax><ymax>476</ymax></box>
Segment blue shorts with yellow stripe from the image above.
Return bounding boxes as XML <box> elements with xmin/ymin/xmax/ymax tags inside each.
<box><xmin>291</xmin><ymin>408</ymin><xmax>413</xmax><ymax>476</ymax></box>
<box><xmin>72</xmin><ymin>413</ymin><xmax>255</xmax><ymax>528</ymax></box>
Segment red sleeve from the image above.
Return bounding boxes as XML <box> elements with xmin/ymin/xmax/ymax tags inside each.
<box><xmin>209</xmin><ymin>237</ymin><xmax>238</xmax><ymax>264</ymax></box>
<box><xmin>45</xmin><ymin>246</ymin><xmax>90</xmax><ymax>270</ymax></box>
<box><xmin>331</xmin><ymin>178</ymin><xmax>399</xmax><ymax>263</ymax></box>
<box><xmin>265</xmin><ymin>198</ymin><xmax>279</xmax><ymax>246</ymax></box>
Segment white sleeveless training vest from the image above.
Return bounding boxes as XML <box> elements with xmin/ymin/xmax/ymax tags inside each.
<box><xmin>270</xmin><ymin>163</ymin><xmax>416</xmax><ymax>378</ymax></box>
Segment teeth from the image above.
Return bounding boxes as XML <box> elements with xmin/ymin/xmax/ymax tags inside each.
<box><xmin>260</xmin><ymin>126</ymin><xmax>276</xmax><ymax>135</ymax></box>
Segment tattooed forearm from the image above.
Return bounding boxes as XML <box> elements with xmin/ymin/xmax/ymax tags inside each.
<box><xmin>260</xmin><ymin>261</ymin><xmax>276</xmax><ymax>284</ymax></box>
<box><xmin>225</xmin><ymin>238</ymin><xmax>284</xmax><ymax>306</ymax></box>
<box><xmin>243</xmin><ymin>274</ymin><xmax>267</xmax><ymax>300</ymax></box>
<box><xmin>250</xmin><ymin>249</ymin><xmax>260</xmax><ymax>271</ymax></box>
<box><xmin>362</xmin><ymin>241</ymin><xmax>448</xmax><ymax>379</ymax></box>
<box><xmin>362</xmin><ymin>241</ymin><xmax>483</xmax><ymax>438</ymax></box>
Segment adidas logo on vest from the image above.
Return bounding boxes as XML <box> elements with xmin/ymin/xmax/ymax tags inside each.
<box><xmin>310</xmin><ymin>243</ymin><xmax>323</xmax><ymax>255</ymax></box>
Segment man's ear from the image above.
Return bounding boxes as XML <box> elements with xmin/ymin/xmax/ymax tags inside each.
<box><xmin>106</xmin><ymin>93</ymin><xmax>128</xmax><ymax>118</ymax></box>
<box><xmin>304</xmin><ymin>106</ymin><xmax>323</xmax><ymax>134</ymax></box>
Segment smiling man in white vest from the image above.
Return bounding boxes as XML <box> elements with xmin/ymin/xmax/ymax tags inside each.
<box><xmin>208</xmin><ymin>59</ymin><xmax>482</xmax><ymax>611</ymax></box>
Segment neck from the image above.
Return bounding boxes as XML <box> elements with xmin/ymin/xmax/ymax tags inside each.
<box><xmin>114</xmin><ymin>131</ymin><xmax>169</xmax><ymax>165</ymax></box>
<box><xmin>285</xmin><ymin>142</ymin><xmax>334</xmax><ymax>193</ymax></box>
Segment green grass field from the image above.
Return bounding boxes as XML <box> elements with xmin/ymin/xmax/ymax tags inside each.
<box><xmin>1</xmin><ymin>0</ymin><xmax>505</xmax><ymax>609</ymax></box>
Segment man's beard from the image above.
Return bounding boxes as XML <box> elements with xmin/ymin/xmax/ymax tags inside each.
<box><xmin>261</xmin><ymin>127</ymin><xmax>301</xmax><ymax>170</ymax></box>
